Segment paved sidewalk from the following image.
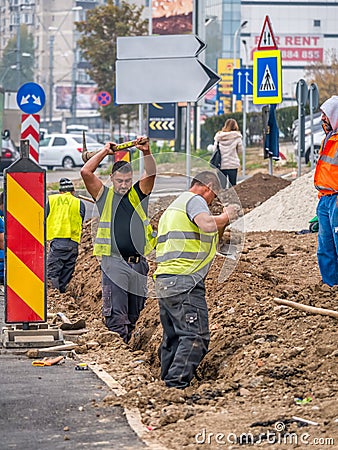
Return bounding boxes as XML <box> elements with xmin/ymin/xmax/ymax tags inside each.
<box><xmin>0</xmin><ymin>295</ymin><xmax>147</xmax><ymax>450</ymax></box>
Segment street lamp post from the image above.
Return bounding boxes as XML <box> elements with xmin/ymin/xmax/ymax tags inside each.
<box><xmin>0</xmin><ymin>52</ymin><xmax>32</xmax><ymax>90</ymax></box>
<box><xmin>232</xmin><ymin>20</ymin><xmax>248</xmax><ymax>113</ymax></box>
<box><xmin>15</xmin><ymin>5</ymin><xmax>32</xmax><ymax>90</ymax></box>
<box><xmin>241</xmin><ymin>39</ymin><xmax>249</xmax><ymax>177</ymax></box>
<box><xmin>16</xmin><ymin>10</ymin><xmax>21</xmax><ymax>89</ymax></box>
<box><xmin>71</xmin><ymin>7</ymin><xmax>83</xmax><ymax>121</ymax></box>
<box><xmin>48</xmin><ymin>27</ymin><xmax>57</xmax><ymax>128</ymax></box>
<box><xmin>0</xmin><ymin>65</ymin><xmax>17</xmax><ymax>86</ymax></box>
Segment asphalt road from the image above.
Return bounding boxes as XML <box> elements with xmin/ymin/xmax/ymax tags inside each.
<box><xmin>0</xmin><ymin>294</ymin><xmax>147</xmax><ymax>450</ymax></box>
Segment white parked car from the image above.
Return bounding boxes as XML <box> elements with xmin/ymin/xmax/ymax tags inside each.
<box><xmin>39</xmin><ymin>133</ymin><xmax>103</xmax><ymax>169</ymax></box>
<box><xmin>292</xmin><ymin>112</ymin><xmax>322</xmax><ymax>143</ymax></box>
<box><xmin>294</xmin><ymin>126</ymin><xmax>325</xmax><ymax>164</ymax></box>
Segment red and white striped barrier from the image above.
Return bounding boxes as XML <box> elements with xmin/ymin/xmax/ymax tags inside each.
<box><xmin>21</xmin><ymin>114</ymin><xmax>40</xmax><ymax>162</ymax></box>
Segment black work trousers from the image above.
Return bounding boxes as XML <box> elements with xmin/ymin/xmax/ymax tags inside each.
<box><xmin>102</xmin><ymin>256</ymin><xmax>148</xmax><ymax>343</ymax></box>
<box><xmin>47</xmin><ymin>239</ymin><xmax>79</xmax><ymax>293</ymax></box>
<box><xmin>155</xmin><ymin>275</ymin><xmax>210</xmax><ymax>389</ymax></box>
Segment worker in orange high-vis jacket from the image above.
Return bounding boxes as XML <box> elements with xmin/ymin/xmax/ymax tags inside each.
<box><xmin>314</xmin><ymin>95</ymin><xmax>338</xmax><ymax>286</ymax></box>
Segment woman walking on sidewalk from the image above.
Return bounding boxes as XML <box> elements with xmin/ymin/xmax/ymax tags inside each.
<box><xmin>213</xmin><ymin>118</ymin><xmax>243</xmax><ymax>188</ymax></box>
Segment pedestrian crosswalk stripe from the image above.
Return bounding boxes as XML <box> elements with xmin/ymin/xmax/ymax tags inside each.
<box><xmin>259</xmin><ymin>65</ymin><xmax>276</xmax><ymax>91</ymax></box>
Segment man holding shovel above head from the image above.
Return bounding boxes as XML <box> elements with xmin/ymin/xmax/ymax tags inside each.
<box><xmin>80</xmin><ymin>137</ymin><xmax>156</xmax><ymax>343</ymax></box>
<box><xmin>314</xmin><ymin>95</ymin><xmax>338</xmax><ymax>286</ymax></box>
<box><xmin>46</xmin><ymin>178</ymin><xmax>86</xmax><ymax>293</ymax></box>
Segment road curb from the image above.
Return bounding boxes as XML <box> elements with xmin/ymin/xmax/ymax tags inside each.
<box><xmin>88</xmin><ymin>362</ymin><xmax>169</xmax><ymax>450</ymax></box>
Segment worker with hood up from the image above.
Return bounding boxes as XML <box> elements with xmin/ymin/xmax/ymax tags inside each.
<box><xmin>314</xmin><ymin>95</ymin><xmax>338</xmax><ymax>286</ymax></box>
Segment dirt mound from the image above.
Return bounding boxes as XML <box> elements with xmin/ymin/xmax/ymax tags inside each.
<box><xmin>232</xmin><ymin>172</ymin><xmax>291</xmax><ymax>212</ymax></box>
<box><xmin>47</xmin><ymin>173</ymin><xmax>338</xmax><ymax>450</ymax></box>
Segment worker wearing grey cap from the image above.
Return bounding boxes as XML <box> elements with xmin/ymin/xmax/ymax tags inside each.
<box><xmin>46</xmin><ymin>178</ymin><xmax>85</xmax><ymax>293</ymax></box>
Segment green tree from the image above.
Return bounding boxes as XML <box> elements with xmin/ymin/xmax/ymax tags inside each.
<box><xmin>75</xmin><ymin>0</ymin><xmax>148</xmax><ymax>130</ymax></box>
<box><xmin>305</xmin><ymin>50</ymin><xmax>338</xmax><ymax>104</ymax></box>
<box><xmin>0</xmin><ymin>25</ymin><xmax>34</xmax><ymax>91</ymax></box>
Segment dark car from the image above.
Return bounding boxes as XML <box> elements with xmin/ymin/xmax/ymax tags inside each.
<box><xmin>0</xmin><ymin>139</ymin><xmax>20</xmax><ymax>174</ymax></box>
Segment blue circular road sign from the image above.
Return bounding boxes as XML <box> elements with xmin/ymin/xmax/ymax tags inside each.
<box><xmin>16</xmin><ymin>82</ymin><xmax>46</xmax><ymax>114</ymax></box>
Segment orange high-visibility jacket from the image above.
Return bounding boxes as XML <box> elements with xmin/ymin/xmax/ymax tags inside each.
<box><xmin>314</xmin><ymin>133</ymin><xmax>338</xmax><ymax>197</ymax></box>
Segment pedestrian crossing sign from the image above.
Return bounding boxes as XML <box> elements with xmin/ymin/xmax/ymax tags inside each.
<box><xmin>253</xmin><ymin>50</ymin><xmax>282</xmax><ymax>104</ymax></box>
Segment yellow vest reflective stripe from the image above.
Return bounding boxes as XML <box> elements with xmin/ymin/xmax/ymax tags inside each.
<box><xmin>93</xmin><ymin>186</ymin><xmax>156</xmax><ymax>256</ymax></box>
<box><xmin>154</xmin><ymin>192</ymin><xmax>218</xmax><ymax>276</ymax></box>
<box><xmin>47</xmin><ymin>193</ymin><xmax>82</xmax><ymax>243</ymax></box>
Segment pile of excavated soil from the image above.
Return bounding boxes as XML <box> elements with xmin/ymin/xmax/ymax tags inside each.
<box><xmin>47</xmin><ymin>172</ymin><xmax>338</xmax><ymax>450</ymax></box>
<box><xmin>227</xmin><ymin>172</ymin><xmax>291</xmax><ymax>213</ymax></box>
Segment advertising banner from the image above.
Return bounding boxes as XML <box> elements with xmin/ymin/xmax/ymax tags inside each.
<box><xmin>152</xmin><ymin>0</ymin><xmax>193</xmax><ymax>35</ymax></box>
<box><xmin>252</xmin><ymin>34</ymin><xmax>324</xmax><ymax>63</ymax></box>
<box><xmin>55</xmin><ymin>85</ymin><xmax>98</xmax><ymax>110</ymax></box>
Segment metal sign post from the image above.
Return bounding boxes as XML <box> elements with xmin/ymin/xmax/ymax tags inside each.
<box><xmin>233</xmin><ymin>68</ymin><xmax>253</xmax><ymax>178</ymax></box>
<box><xmin>296</xmin><ymin>79</ymin><xmax>308</xmax><ymax>178</ymax></box>
<box><xmin>186</xmin><ymin>103</ymin><xmax>191</xmax><ymax>189</ymax></box>
<box><xmin>242</xmin><ymin>96</ymin><xmax>247</xmax><ymax>177</ymax></box>
<box><xmin>139</xmin><ymin>104</ymin><xmax>144</xmax><ymax>175</ymax></box>
<box><xmin>308</xmin><ymin>83</ymin><xmax>319</xmax><ymax>170</ymax></box>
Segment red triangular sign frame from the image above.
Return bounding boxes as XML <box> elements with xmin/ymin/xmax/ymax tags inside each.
<box><xmin>257</xmin><ymin>16</ymin><xmax>278</xmax><ymax>50</ymax></box>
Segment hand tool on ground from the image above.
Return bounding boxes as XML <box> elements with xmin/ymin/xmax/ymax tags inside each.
<box><xmin>75</xmin><ymin>363</ymin><xmax>89</xmax><ymax>371</ymax></box>
<box><xmin>32</xmin><ymin>355</ymin><xmax>64</xmax><ymax>366</ymax></box>
<box><xmin>56</xmin><ymin>312</ymin><xmax>86</xmax><ymax>331</ymax></box>
<box><xmin>26</xmin><ymin>343</ymin><xmax>76</xmax><ymax>358</ymax></box>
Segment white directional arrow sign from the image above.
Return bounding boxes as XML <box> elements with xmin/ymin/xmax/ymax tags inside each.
<box><xmin>32</xmin><ymin>94</ymin><xmax>41</xmax><ymax>105</ymax></box>
<box><xmin>116</xmin><ymin>35</ymin><xmax>220</xmax><ymax>104</ymax></box>
<box><xmin>117</xmin><ymin>34</ymin><xmax>206</xmax><ymax>59</ymax></box>
<box><xmin>20</xmin><ymin>94</ymin><xmax>30</xmax><ymax>105</ymax></box>
<box><xmin>116</xmin><ymin>58</ymin><xmax>220</xmax><ymax>104</ymax></box>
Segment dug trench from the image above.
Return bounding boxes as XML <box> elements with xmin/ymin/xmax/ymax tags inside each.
<box><xmin>47</xmin><ymin>173</ymin><xmax>338</xmax><ymax>449</ymax></box>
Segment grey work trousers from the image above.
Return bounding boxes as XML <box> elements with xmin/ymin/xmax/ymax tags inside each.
<box><xmin>155</xmin><ymin>275</ymin><xmax>210</xmax><ymax>389</ymax></box>
<box><xmin>47</xmin><ymin>239</ymin><xmax>78</xmax><ymax>293</ymax></box>
<box><xmin>102</xmin><ymin>256</ymin><xmax>148</xmax><ymax>343</ymax></box>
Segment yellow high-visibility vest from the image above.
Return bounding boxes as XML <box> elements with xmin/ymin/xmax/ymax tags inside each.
<box><xmin>154</xmin><ymin>192</ymin><xmax>218</xmax><ymax>276</ymax></box>
<box><xmin>47</xmin><ymin>193</ymin><xmax>82</xmax><ymax>243</ymax></box>
<box><xmin>93</xmin><ymin>186</ymin><xmax>156</xmax><ymax>256</ymax></box>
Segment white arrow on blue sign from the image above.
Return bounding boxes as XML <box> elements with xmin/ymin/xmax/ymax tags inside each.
<box><xmin>233</xmin><ymin>68</ymin><xmax>253</xmax><ymax>96</ymax></box>
<box><xmin>16</xmin><ymin>82</ymin><xmax>46</xmax><ymax>114</ymax></box>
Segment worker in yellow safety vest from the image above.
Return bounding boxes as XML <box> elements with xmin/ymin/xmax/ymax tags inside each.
<box><xmin>81</xmin><ymin>137</ymin><xmax>156</xmax><ymax>343</ymax></box>
<box><xmin>46</xmin><ymin>178</ymin><xmax>85</xmax><ymax>293</ymax></box>
<box><xmin>154</xmin><ymin>171</ymin><xmax>239</xmax><ymax>389</ymax></box>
